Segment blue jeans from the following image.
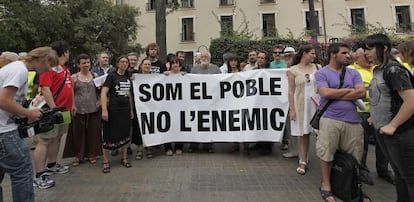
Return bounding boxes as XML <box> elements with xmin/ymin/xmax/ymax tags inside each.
<box><xmin>0</xmin><ymin>130</ymin><xmax>34</xmax><ymax>202</ymax></box>
<box><xmin>375</xmin><ymin>126</ymin><xmax>414</xmax><ymax>202</ymax></box>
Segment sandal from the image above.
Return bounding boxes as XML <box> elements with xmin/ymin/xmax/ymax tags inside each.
<box><xmin>72</xmin><ymin>158</ymin><xmax>80</xmax><ymax>167</ymax></box>
<box><xmin>319</xmin><ymin>187</ymin><xmax>336</xmax><ymax>202</ymax></box>
<box><xmin>135</xmin><ymin>151</ymin><xmax>143</xmax><ymax>160</ymax></box>
<box><xmin>120</xmin><ymin>159</ymin><xmax>132</xmax><ymax>168</ymax></box>
<box><xmin>102</xmin><ymin>162</ymin><xmax>111</xmax><ymax>174</ymax></box>
<box><xmin>146</xmin><ymin>148</ymin><xmax>153</xmax><ymax>159</ymax></box>
<box><xmin>296</xmin><ymin>161</ymin><xmax>307</xmax><ymax>175</ymax></box>
<box><xmin>89</xmin><ymin>157</ymin><xmax>97</xmax><ymax>164</ymax></box>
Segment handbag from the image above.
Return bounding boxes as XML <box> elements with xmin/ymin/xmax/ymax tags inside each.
<box><xmin>310</xmin><ymin>66</ymin><xmax>346</xmax><ymax>129</ymax></box>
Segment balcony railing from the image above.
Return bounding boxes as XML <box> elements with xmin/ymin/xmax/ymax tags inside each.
<box><xmin>219</xmin><ymin>0</ymin><xmax>234</xmax><ymax>6</ymax></box>
<box><xmin>181</xmin><ymin>0</ymin><xmax>194</xmax><ymax>8</ymax></box>
<box><xmin>146</xmin><ymin>2</ymin><xmax>155</xmax><ymax>11</ymax></box>
<box><xmin>395</xmin><ymin>22</ymin><xmax>413</xmax><ymax>33</ymax></box>
<box><xmin>180</xmin><ymin>32</ymin><xmax>195</xmax><ymax>41</ymax></box>
<box><xmin>260</xmin><ymin>0</ymin><xmax>275</xmax><ymax>4</ymax></box>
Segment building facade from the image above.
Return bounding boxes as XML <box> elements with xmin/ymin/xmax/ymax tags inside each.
<box><xmin>117</xmin><ymin>0</ymin><xmax>413</xmax><ymax>61</ymax></box>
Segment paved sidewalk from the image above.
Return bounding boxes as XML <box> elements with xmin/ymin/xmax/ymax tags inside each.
<box><xmin>3</xmin><ymin>136</ymin><xmax>395</xmax><ymax>202</ymax></box>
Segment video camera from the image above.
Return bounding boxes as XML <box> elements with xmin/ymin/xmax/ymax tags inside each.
<box><xmin>15</xmin><ymin>107</ymin><xmax>66</xmax><ymax>138</ymax></box>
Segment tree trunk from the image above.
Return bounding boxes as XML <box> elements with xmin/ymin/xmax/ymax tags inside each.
<box><xmin>308</xmin><ymin>0</ymin><xmax>318</xmax><ymax>41</ymax></box>
<box><xmin>155</xmin><ymin>0</ymin><xmax>167</xmax><ymax>61</ymax></box>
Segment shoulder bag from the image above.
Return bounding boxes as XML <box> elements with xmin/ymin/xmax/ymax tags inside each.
<box><xmin>310</xmin><ymin>66</ymin><xmax>346</xmax><ymax>129</ymax></box>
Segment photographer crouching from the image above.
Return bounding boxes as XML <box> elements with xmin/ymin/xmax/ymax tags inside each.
<box><xmin>0</xmin><ymin>47</ymin><xmax>59</xmax><ymax>202</ymax></box>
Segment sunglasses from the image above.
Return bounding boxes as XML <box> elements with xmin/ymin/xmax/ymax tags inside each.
<box><xmin>273</xmin><ymin>51</ymin><xmax>283</xmax><ymax>55</ymax></box>
<box><xmin>305</xmin><ymin>74</ymin><xmax>311</xmax><ymax>83</ymax></box>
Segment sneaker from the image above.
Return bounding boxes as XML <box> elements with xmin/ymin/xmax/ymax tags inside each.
<box><xmin>360</xmin><ymin>173</ymin><xmax>374</xmax><ymax>186</ymax></box>
<box><xmin>46</xmin><ymin>164</ymin><xmax>70</xmax><ymax>174</ymax></box>
<box><xmin>175</xmin><ymin>149</ymin><xmax>183</xmax><ymax>155</ymax></box>
<box><xmin>166</xmin><ymin>150</ymin><xmax>173</xmax><ymax>156</ymax></box>
<box><xmin>33</xmin><ymin>174</ymin><xmax>55</xmax><ymax>189</ymax></box>
<box><xmin>280</xmin><ymin>141</ymin><xmax>289</xmax><ymax>151</ymax></box>
<box><xmin>282</xmin><ymin>152</ymin><xmax>298</xmax><ymax>158</ymax></box>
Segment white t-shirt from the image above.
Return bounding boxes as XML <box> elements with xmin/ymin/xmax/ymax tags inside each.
<box><xmin>0</xmin><ymin>61</ymin><xmax>28</xmax><ymax>133</ymax></box>
<box><xmin>219</xmin><ymin>64</ymin><xmax>228</xmax><ymax>73</ymax></box>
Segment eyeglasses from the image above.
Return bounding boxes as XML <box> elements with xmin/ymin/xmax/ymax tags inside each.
<box><xmin>273</xmin><ymin>51</ymin><xmax>283</xmax><ymax>55</ymax></box>
<box><xmin>305</xmin><ymin>74</ymin><xmax>311</xmax><ymax>83</ymax></box>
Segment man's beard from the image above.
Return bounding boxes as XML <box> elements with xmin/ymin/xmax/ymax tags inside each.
<box><xmin>201</xmin><ymin>61</ymin><xmax>210</xmax><ymax>66</ymax></box>
<box><xmin>249</xmin><ymin>59</ymin><xmax>256</xmax><ymax>64</ymax></box>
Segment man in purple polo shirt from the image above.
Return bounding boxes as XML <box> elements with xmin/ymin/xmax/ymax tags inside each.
<box><xmin>315</xmin><ymin>43</ymin><xmax>366</xmax><ymax>202</ymax></box>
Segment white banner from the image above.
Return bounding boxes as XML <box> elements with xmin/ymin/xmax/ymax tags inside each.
<box><xmin>132</xmin><ymin>69</ymin><xmax>289</xmax><ymax>146</ymax></box>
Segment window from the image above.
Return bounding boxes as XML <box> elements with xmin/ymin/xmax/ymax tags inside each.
<box><xmin>350</xmin><ymin>8</ymin><xmax>366</xmax><ymax>33</ymax></box>
<box><xmin>262</xmin><ymin>13</ymin><xmax>276</xmax><ymax>37</ymax></box>
<box><xmin>260</xmin><ymin>0</ymin><xmax>275</xmax><ymax>3</ymax></box>
<box><xmin>146</xmin><ymin>0</ymin><xmax>156</xmax><ymax>11</ymax></box>
<box><xmin>183</xmin><ymin>51</ymin><xmax>194</xmax><ymax>72</ymax></box>
<box><xmin>305</xmin><ymin>10</ymin><xmax>320</xmax><ymax>35</ymax></box>
<box><xmin>219</xmin><ymin>0</ymin><xmax>234</xmax><ymax>6</ymax></box>
<box><xmin>181</xmin><ymin>18</ymin><xmax>194</xmax><ymax>41</ymax></box>
<box><xmin>395</xmin><ymin>6</ymin><xmax>412</xmax><ymax>32</ymax></box>
<box><xmin>181</xmin><ymin>0</ymin><xmax>194</xmax><ymax>8</ymax></box>
<box><xmin>220</xmin><ymin>15</ymin><xmax>233</xmax><ymax>36</ymax></box>
<box><xmin>116</xmin><ymin>0</ymin><xmax>125</xmax><ymax>5</ymax></box>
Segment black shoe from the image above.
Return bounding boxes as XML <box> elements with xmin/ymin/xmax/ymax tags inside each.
<box><xmin>378</xmin><ymin>173</ymin><xmax>395</xmax><ymax>185</ymax></box>
<box><xmin>111</xmin><ymin>149</ymin><xmax>119</xmax><ymax>156</ymax></box>
<box><xmin>360</xmin><ymin>173</ymin><xmax>374</xmax><ymax>186</ymax></box>
<box><xmin>280</xmin><ymin>141</ymin><xmax>289</xmax><ymax>151</ymax></box>
<box><xmin>368</xmin><ymin>136</ymin><xmax>376</xmax><ymax>145</ymax></box>
<box><xmin>127</xmin><ymin>147</ymin><xmax>133</xmax><ymax>155</ymax></box>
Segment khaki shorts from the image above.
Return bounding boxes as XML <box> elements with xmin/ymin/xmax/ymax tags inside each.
<box><xmin>38</xmin><ymin>123</ymin><xmax>69</xmax><ymax>140</ymax></box>
<box><xmin>315</xmin><ymin>117</ymin><xmax>364</xmax><ymax>162</ymax></box>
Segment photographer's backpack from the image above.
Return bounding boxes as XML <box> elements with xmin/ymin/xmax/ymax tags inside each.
<box><xmin>330</xmin><ymin>150</ymin><xmax>364</xmax><ymax>202</ymax></box>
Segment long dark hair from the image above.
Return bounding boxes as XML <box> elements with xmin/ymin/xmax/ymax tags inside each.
<box><xmin>291</xmin><ymin>44</ymin><xmax>314</xmax><ymax>66</ymax></box>
<box><xmin>226</xmin><ymin>53</ymin><xmax>241</xmax><ymax>73</ymax></box>
<box><xmin>364</xmin><ymin>34</ymin><xmax>393</xmax><ymax>66</ymax></box>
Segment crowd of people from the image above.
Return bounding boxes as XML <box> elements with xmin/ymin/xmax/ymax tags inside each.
<box><xmin>0</xmin><ymin>34</ymin><xmax>413</xmax><ymax>202</ymax></box>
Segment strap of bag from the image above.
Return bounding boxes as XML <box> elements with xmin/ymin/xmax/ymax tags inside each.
<box><xmin>319</xmin><ymin>67</ymin><xmax>347</xmax><ymax>114</ymax></box>
<box><xmin>53</xmin><ymin>68</ymin><xmax>68</xmax><ymax>100</ymax></box>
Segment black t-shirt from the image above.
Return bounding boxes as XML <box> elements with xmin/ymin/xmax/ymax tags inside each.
<box><xmin>150</xmin><ymin>60</ymin><xmax>166</xmax><ymax>74</ymax></box>
<box><xmin>383</xmin><ymin>61</ymin><xmax>414</xmax><ymax>131</ymax></box>
<box><xmin>103</xmin><ymin>72</ymin><xmax>131</xmax><ymax>108</ymax></box>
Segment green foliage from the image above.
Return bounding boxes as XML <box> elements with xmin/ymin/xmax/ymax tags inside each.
<box><xmin>209</xmin><ymin>37</ymin><xmax>304</xmax><ymax>65</ymax></box>
<box><xmin>334</xmin><ymin>13</ymin><xmax>412</xmax><ymax>45</ymax></box>
<box><xmin>0</xmin><ymin>0</ymin><xmax>142</xmax><ymax>65</ymax></box>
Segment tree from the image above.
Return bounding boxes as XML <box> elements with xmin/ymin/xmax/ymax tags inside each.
<box><xmin>0</xmin><ymin>0</ymin><xmax>142</xmax><ymax>65</ymax></box>
<box><xmin>155</xmin><ymin>0</ymin><xmax>167</xmax><ymax>60</ymax></box>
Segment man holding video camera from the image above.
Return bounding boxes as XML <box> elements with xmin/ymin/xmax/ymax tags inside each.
<box><xmin>0</xmin><ymin>47</ymin><xmax>59</xmax><ymax>202</ymax></box>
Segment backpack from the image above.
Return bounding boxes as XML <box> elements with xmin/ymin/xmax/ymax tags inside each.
<box><xmin>330</xmin><ymin>150</ymin><xmax>364</xmax><ymax>202</ymax></box>
<box><xmin>382</xmin><ymin>61</ymin><xmax>414</xmax><ymax>132</ymax></box>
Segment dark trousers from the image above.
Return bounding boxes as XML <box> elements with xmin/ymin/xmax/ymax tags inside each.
<box><xmin>359</xmin><ymin>112</ymin><xmax>390</xmax><ymax>175</ymax></box>
<box><xmin>375</xmin><ymin>126</ymin><xmax>414</xmax><ymax>202</ymax></box>
<box><xmin>282</xmin><ymin>111</ymin><xmax>291</xmax><ymax>142</ymax></box>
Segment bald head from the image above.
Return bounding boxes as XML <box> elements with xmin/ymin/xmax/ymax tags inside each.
<box><xmin>354</xmin><ymin>48</ymin><xmax>370</xmax><ymax>68</ymax></box>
